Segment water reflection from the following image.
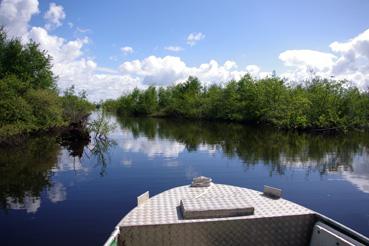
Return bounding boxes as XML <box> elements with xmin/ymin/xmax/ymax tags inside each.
<box><xmin>0</xmin><ymin>120</ymin><xmax>116</xmax><ymax>212</ymax></box>
<box><xmin>1</xmin><ymin>115</ymin><xmax>369</xmax><ymax>244</ymax></box>
<box><xmin>116</xmin><ymin>117</ymin><xmax>369</xmax><ymax>188</ymax></box>
<box><xmin>87</xmin><ymin>137</ymin><xmax>116</xmax><ymax>176</ymax></box>
<box><xmin>118</xmin><ymin>118</ymin><xmax>369</xmax><ymax>165</ymax></box>
<box><xmin>340</xmin><ymin>151</ymin><xmax>369</xmax><ymax>193</ymax></box>
<box><xmin>6</xmin><ymin>194</ymin><xmax>41</xmax><ymax>213</ymax></box>
<box><xmin>0</xmin><ymin>136</ymin><xmax>58</xmax><ymax>213</ymax></box>
<box><xmin>120</xmin><ymin>133</ymin><xmax>186</xmax><ymax>158</ymax></box>
<box><xmin>1</xmin><ymin>115</ymin><xmax>369</xmax><ymax>213</ymax></box>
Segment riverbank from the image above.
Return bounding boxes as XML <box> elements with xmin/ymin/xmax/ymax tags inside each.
<box><xmin>0</xmin><ymin>29</ymin><xmax>94</xmax><ymax>146</ymax></box>
<box><xmin>0</xmin><ymin>119</ymin><xmax>91</xmax><ymax>147</ymax></box>
<box><xmin>103</xmin><ymin>76</ymin><xmax>369</xmax><ymax>132</ymax></box>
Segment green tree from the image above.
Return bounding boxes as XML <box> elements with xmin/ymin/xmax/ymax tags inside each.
<box><xmin>0</xmin><ymin>29</ymin><xmax>93</xmax><ymax>142</ymax></box>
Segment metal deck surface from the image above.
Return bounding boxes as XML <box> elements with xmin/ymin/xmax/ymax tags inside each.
<box><xmin>119</xmin><ymin>183</ymin><xmax>314</xmax><ymax>227</ymax></box>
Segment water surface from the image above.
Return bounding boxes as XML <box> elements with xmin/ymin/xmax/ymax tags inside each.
<box><xmin>1</xmin><ymin>115</ymin><xmax>369</xmax><ymax>245</ymax></box>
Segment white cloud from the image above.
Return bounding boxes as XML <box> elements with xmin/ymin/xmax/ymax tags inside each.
<box><xmin>279</xmin><ymin>29</ymin><xmax>369</xmax><ymax>88</ymax></box>
<box><xmin>279</xmin><ymin>50</ymin><xmax>336</xmax><ymax>70</ymax></box>
<box><xmin>0</xmin><ymin>0</ymin><xmax>39</xmax><ymax>39</ymax></box>
<box><xmin>164</xmin><ymin>46</ymin><xmax>183</xmax><ymax>52</ymax></box>
<box><xmin>119</xmin><ymin>56</ymin><xmax>267</xmax><ymax>86</ymax></box>
<box><xmin>120</xmin><ymin>56</ymin><xmax>187</xmax><ymax>85</ymax></box>
<box><xmin>121</xmin><ymin>46</ymin><xmax>134</xmax><ymax>55</ymax></box>
<box><xmin>0</xmin><ymin>0</ymin><xmax>145</xmax><ymax>102</ymax></box>
<box><xmin>44</xmin><ymin>2</ymin><xmax>65</xmax><ymax>30</ymax></box>
<box><xmin>224</xmin><ymin>60</ymin><xmax>237</xmax><ymax>70</ymax></box>
<box><xmin>27</xmin><ymin>26</ymin><xmax>88</xmax><ymax>63</ymax></box>
<box><xmin>96</xmin><ymin>66</ymin><xmax>119</xmax><ymax>74</ymax></box>
<box><xmin>3</xmin><ymin>1</ymin><xmax>369</xmax><ymax>103</ymax></box>
<box><xmin>187</xmin><ymin>32</ymin><xmax>205</xmax><ymax>46</ymax></box>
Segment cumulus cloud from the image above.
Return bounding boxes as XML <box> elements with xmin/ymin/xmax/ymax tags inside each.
<box><xmin>3</xmin><ymin>0</ymin><xmax>369</xmax><ymax>102</ymax></box>
<box><xmin>164</xmin><ymin>46</ymin><xmax>183</xmax><ymax>52</ymax></box>
<box><xmin>279</xmin><ymin>50</ymin><xmax>336</xmax><ymax>70</ymax></box>
<box><xmin>121</xmin><ymin>46</ymin><xmax>134</xmax><ymax>55</ymax></box>
<box><xmin>187</xmin><ymin>32</ymin><xmax>205</xmax><ymax>46</ymax></box>
<box><xmin>120</xmin><ymin>56</ymin><xmax>187</xmax><ymax>85</ymax></box>
<box><xmin>44</xmin><ymin>2</ymin><xmax>66</xmax><ymax>30</ymax></box>
<box><xmin>0</xmin><ymin>0</ymin><xmax>39</xmax><ymax>39</ymax></box>
<box><xmin>0</xmin><ymin>0</ymin><xmax>145</xmax><ymax>102</ymax></box>
<box><xmin>279</xmin><ymin>29</ymin><xmax>369</xmax><ymax>88</ymax></box>
<box><xmin>120</xmin><ymin>56</ymin><xmax>267</xmax><ymax>86</ymax></box>
<box><xmin>23</xmin><ymin>26</ymin><xmax>130</xmax><ymax>101</ymax></box>
<box><xmin>27</xmin><ymin>26</ymin><xmax>88</xmax><ymax>63</ymax></box>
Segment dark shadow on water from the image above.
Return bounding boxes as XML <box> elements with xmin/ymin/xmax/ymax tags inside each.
<box><xmin>0</xmin><ymin>135</ymin><xmax>59</xmax><ymax>212</ymax></box>
<box><xmin>0</xmin><ymin>118</ymin><xmax>117</xmax><ymax>212</ymax></box>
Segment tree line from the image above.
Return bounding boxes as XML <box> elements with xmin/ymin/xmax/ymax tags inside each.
<box><xmin>103</xmin><ymin>75</ymin><xmax>369</xmax><ymax>131</ymax></box>
<box><xmin>0</xmin><ymin>29</ymin><xmax>94</xmax><ymax>143</ymax></box>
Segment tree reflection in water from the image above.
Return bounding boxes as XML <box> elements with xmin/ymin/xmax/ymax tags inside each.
<box><xmin>1</xmin><ymin>115</ymin><xmax>369</xmax><ymax>213</ymax></box>
<box><xmin>0</xmin><ymin>112</ymin><xmax>117</xmax><ymax>212</ymax></box>
<box><xmin>116</xmin><ymin>116</ymin><xmax>369</xmax><ymax>176</ymax></box>
<box><xmin>87</xmin><ymin>137</ymin><xmax>116</xmax><ymax>176</ymax></box>
<box><xmin>0</xmin><ymin>136</ymin><xmax>59</xmax><ymax>212</ymax></box>
<box><xmin>87</xmin><ymin>111</ymin><xmax>117</xmax><ymax>176</ymax></box>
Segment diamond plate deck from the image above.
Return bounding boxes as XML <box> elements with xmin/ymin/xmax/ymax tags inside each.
<box><xmin>119</xmin><ymin>183</ymin><xmax>314</xmax><ymax>227</ymax></box>
<box><xmin>118</xmin><ymin>183</ymin><xmax>317</xmax><ymax>246</ymax></box>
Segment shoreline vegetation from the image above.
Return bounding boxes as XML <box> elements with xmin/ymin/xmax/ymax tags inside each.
<box><xmin>103</xmin><ymin>76</ymin><xmax>369</xmax><ymax>132</ymax></box>
<box><xmin>0</xmin><ymin>29</ymin><xmax>94</xmax><ymax>145</ymax></box>
<box><xmin>1</xmin><ymin>25</ymin><xmax>369</xmax><ymax>147</ymax></box>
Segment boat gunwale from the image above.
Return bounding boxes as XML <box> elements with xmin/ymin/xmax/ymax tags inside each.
<box><xmin>105</xmin><ymin>183</ymin><xmax>369</xmax><ymax>246</ymax></box>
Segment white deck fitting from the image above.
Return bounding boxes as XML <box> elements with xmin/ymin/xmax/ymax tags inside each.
<box><xmin>119</xmin><ymin>183</ymin><xmax>314</xmax><ymax>227</ymax></box>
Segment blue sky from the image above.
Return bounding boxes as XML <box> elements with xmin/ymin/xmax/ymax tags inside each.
<box><xmin>34</xmin><ymin>0</ymin><xmax>369</xmax><ymax>70</ymax></box>
<box><xmin>1</xmin><ymin>0</ymin><xmax>369</xmax><ymax>100</ymax></box>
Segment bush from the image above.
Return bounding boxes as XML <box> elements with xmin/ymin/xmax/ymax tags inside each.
<box><xmin>61</xmin><ymin>86</ymin><xmax>94</xmax><ymax>124</ymax></box>
<box><xmin>0</xmin><ymin>28</ymin><xmax>93</xmax><ymax>141</ymax></box>
<box><xmin>105</xmin><ymin>75</ymin><xmax>369</xmax><ymax>131</ymax></box>
<box><xmin>25</xmin><ymin>89</ymin><xmax>64</xmax><ymax>129</ymax></box>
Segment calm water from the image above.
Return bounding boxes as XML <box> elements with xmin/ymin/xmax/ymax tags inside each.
<box><xmin>1</xmin><ymin>115</ymin><xmax>369</xmax><ymax>245</ymax></box>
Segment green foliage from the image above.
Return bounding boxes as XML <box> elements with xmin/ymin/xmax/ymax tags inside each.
<box><xmin>0</xmin><ymin>29</ymin><xmax>93</xmax><ymax>141</ymax></box>
<box><xmin>25</xmin><ymin>89</ymin><xmax>64</xmax><ymax>129</ymax></box>
<box><xmin>0</xmin><ymin>32</ymin><xmax>55</xmax><ymax>90</ymax></box>
<box><xmin>88</xmin><ymin>111</ymin><xmax>116</xmax><ymax>140</ymax></box>
<box><xmin>102</xmin><ymin>99</ymin><xmax>119</xmax><ymax>112</ymax></box>
<box><xmin>105</xmin><ymin>75</ymin><xmax>369</xmax><ymax>131</ymax></box>
<box><xmin>61</xmin><ymin>85</ymin><xmax>94</xmax><ymax>123</ymax></box>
